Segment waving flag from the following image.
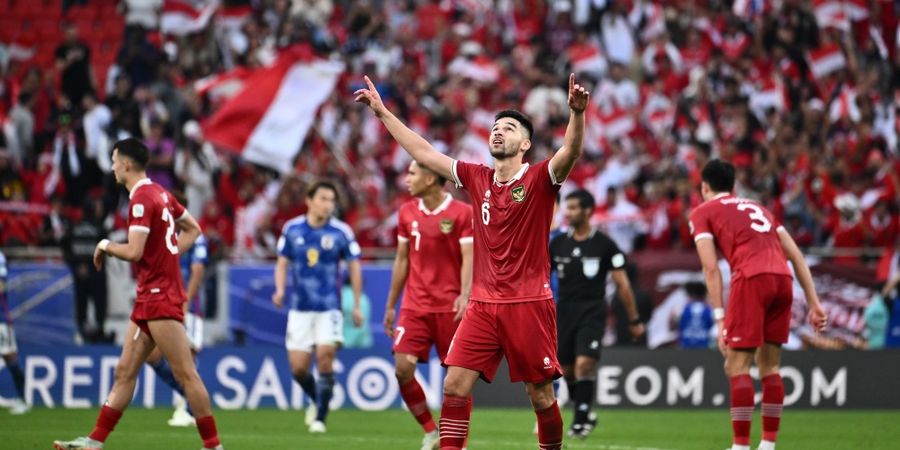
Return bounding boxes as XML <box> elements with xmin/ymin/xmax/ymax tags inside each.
<box><xmin>202</xmin><ymin>46</ymin><xmax>345</xmax><ymax>173</ymax></box>
<box><xmin>160</xmin><ymin>0</ymin><xmax>218</xmax><ymax>36</ymax></box>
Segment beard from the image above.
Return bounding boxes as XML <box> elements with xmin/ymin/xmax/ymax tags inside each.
<box><xmin>489</xmin><ymin>144</ymin><xmax>518</xmax><ymax>160</ymax></box>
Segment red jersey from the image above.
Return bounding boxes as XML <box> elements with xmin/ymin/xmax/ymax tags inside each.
<box><xmin>397</xmin><ymin>194</ymin><xmax>474</xmax><ymax>312</ymax></box>
<box><xmin>128</xmin><ymin>178</ymin><xmax>188</xmax><ymax>304</ymax></box>
<box><xmin>452</xmin><ymin>159</ymin><xmax>560</xmax><ymax>303</ymax></box>
<box><xmin>689</xmin><ymin>193</ymin><xmax>791</xmax><ymax>282</ymax></box>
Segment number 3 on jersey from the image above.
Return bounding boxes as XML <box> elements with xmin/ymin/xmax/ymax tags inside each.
<box><xmin>161</xmin><ymin>208</ymin><xmax>179</xmax><ymax>254</ymax></box>
<box><xmin>737</xmin><ymin>203</ymin><xmax>772</xmax><ymax>233</ymax></box>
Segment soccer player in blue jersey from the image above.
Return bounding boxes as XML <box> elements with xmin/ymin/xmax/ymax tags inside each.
<box><xmin>272</xmin><ymin>181</ymin><xmax>363</xmax><ymax>434</ymax></box>
<box><xmin>0</xmin><ymin>250</ymin><xmax>29</xmax><ymax>414</ymax></box>
<box><xmin>144</xmin><ymin>194</ymin><xmax>210</xmax><ymax>427</ymax></box>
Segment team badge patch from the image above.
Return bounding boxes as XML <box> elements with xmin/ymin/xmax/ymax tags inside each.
<box><xmin>321</xmin><ymin>235</ymin><xmax>335</xmax><ymax>250</ymax></box>
<box><xmin>582</xmin><ymin>257</ymin><xmax>600</xmax><ymax>279</ymax></box>
<box><xmin>511</xmin><ymin>185</ymin><xmax>526</xmax><ymax>202</ymax></box>
<box><xmin>440</xmin><ymin>219</ymin><xmax>454</xmax><ymax>234</ymax></box>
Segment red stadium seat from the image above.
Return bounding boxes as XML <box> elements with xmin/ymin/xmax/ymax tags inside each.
<box><xmin>65</xmin><ymin>5</ymin><xmax>97</xmax><ymax>21</ymax></box>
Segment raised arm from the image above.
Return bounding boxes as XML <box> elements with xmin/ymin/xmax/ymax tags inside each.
<box><xmin>549</xmin><ymin>73</ymin><xmax>590</xmax><ymax>184</ymax></box>
<box><xmin>778</xmin><ymin>228</ymin><xmax>828</xmax><ymax>332</ymax></box>
<box><xmin>354</xmin><ymin>76</ymin><xmax>454</xmax><ymax>181</ymax></box>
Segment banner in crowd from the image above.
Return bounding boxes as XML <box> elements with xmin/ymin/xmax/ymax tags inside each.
<box><xmin>2</xmin><ymin>346</ymin><xmax>897</xmax><ymax>410</ymax></box>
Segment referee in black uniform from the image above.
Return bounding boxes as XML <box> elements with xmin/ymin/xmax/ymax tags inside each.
<box><xmin>550</xmin><ymin>189</ymin><xmax>645</xmax><ymax>439</ymax></box>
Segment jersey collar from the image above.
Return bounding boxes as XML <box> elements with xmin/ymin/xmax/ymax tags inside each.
<box><xmin>493</xmin><ymin>163</ymin><xmax>529</xmax><ymax>186</ymax></box>
<box><xmin>418</xmin><ymin>193</ymin><xmax>453</xmax><ymax>216</ymax></box>
<box><xmin>129</xmin><ymin>178</ymin><xmax>153</xmax><ymax>199</ymax></box>
<box><xmin>567</xmin><ymin>227</ymin><xmax>597</xmax><ymax>240</ymax></box>
<box><xmin>712</xmin><ymin>192</ymin><xmax>731</xmax><ymax>200</ymax></box>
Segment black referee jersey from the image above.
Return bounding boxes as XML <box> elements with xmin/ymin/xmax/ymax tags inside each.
<box><xmin>549</xmin><ymin>228</ymin><xmax>626</xmax><ymax>303</ymax></box>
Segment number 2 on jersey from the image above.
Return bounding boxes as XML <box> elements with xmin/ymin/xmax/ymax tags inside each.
<box><xmin>161</xmin><ymin>208</ymin><xmax>179</xmax><ymax>254</ymax></box>
<box><xmin>737</xmin><ymin>203</ymin><xmax>772</xmax><ymax>233</ymax></box>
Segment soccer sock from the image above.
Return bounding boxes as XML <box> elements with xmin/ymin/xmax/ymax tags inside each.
<box><xmin>315</xmin><ymin>373</ymin><xmax>335</xmax><ymax>423</ymax></box>
<box><xmin>6</xmin><ymin>361</ymin><xmax>26</xmax><ymax>400</ymax></box>
<box><xmin>294</xmin><ymin>372</ymin><xmax>318</xmax><ymax>403</ymax></box>
<box><xmin>761</xmin><ymin>374</ymin><xmax>784</xmax><ymax>443</ymax></box>
<box><xmin>535</xmin><ymin>401</ymin><xmax>563</xmax><ymax>450</ymax></box>
<box><xmin>729</xmin><ymin>374</ymin><xmax>755</xmax><ymax>447</ymax></box>
<box><xmin>572</xmin><ymin>378</ymin><xmax>594</xmax><ymax>425</ymax></box>
<box><xmin>150</xmin><ymin>359</ymin><xmax>186</xmax><ymax>397</ymax></box>
<box><xmin>196</xmin><ymin>415</ymin><xmax>220</xmax><ymax>448</ymax></box>
<box><xmin>400</xmin><ymin>379</ymin><xmax>436</xmax><ymax>433</ymax></box>
<box><xmin>89</xmin><ymin>404</ymin><xmax>123</xmax><ymax>442</ymax></box>
<box><xmin>439</xmin><ymin>394</ymin><xmax>472</xmax><ymax>449</ymax></box>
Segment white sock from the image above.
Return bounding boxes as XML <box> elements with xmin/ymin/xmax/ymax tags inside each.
<box><xmin>732</xmin><ymin>445</ymin><xmax>751</xmax><ymax>450</ymax></box>
<box><xmin>758</xmin><ymin>440</ymin><xmax>775</xmax><ymax>450</ymax></box>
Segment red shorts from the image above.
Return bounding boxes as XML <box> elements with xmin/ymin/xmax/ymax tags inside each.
<box><xmin>444</xmin><ymin>299</ymin><xmax>562</xmax><ymax>384</ymax></box>
<box><xmin>725</xmin><ymin>273</ymin><xmax>793</xmax><ymax>349</ymax></box>
<box><xmin>393</xmin><ymin>310</ymin><xmax>459</xmax><ymax>362</ymax></box>
<box><xmin>131</xmin><ymin>300</ymin><xmax>185</xmax><ymax>337</ymax></box>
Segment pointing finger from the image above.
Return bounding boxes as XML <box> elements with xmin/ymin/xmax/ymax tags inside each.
<box><xmin>569</xmin><ymin>73</ymin><xmax>574</xmax><ymax>91</ymax></box>
<box><xmin>364</xmin><ymin>75</ymin><xmax>376</xmax><ymax>91</ymax></box>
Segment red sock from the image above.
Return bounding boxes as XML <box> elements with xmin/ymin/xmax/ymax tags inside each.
<box><xmin>196</xmin><ymin>415</ymin><xmax>220</xmax><ymax>448</ymax></box>
<box><xmin>88</xmin><ymin>405</ymin><xmax>123</xmax><ymax>442</ymax></box>
<box><xmin>761</xmin><ymin>374</ymin><xmax>784</xmax><ymax>442</ymax></box>
<box><xmin>535</xmin><ymin>401</ymin><xmax>563</xmax><ymax>450</ymax></box>
<box><xmin>400</xmin><ymin>379</ymin><xmax>436</xmax><ymax>433</ymax></box>
<box><xmin>439</xmin><ymin>395</ymin><xmax>471</xmax><ymax>449</ymax></box>
<box><xmin>729</xmin><ymin>375</ymin><xmax>755</xmax><ymax>446</ymax></box>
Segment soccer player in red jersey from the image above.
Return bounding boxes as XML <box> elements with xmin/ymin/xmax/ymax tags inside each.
<box><xmin>689</xmin><ymin>160</ymin><xmax>827</xmax><ymax>450</ymax></box>
<box><xmin>385</xmin><ymin>161</ymin><xmax>474</xmax><ymax>450</ymax></box>
<box><xmin>53</xmin><ymin>138</ymin><xmax>223</xmax><ymax>450</ymax></box>
<box><xmin>357</xmin><ymin>73</ymin><xmax>590</xmax><ymax>450</ymax></box>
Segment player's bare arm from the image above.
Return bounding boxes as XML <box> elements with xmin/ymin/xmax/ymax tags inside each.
<box><xmin>354</xmin><ymin>75</ymin><xmax>454</xmax><ymax>181</ymax></box>
<box><xmin>454</xmin><ymin>242</ymin><xmax>473</xmax><ymax>321</ymax></box>
<box><xmin>611</xmin><ymin>269</ymin><xmax>645</xmax><ymax>339</ymax></box>
<box><xmin>272</xmin><ymin>256</ymin><xmax>289</xmax><ymax>308</ymax></box>
<box><xmin>549</xmin><ymin>73</ymin><xmax>590</xmax><ymax>183</ymax></box>
<box><xmin>94</xmin><ymin>228</ymin><xmax>150</xmax><ymax>270</ymax></box>
<box><xmin>384</xmin><ymin>240</ymin><xmax>410</xmax><ymax>338</ymax></box>
<box><xmin>175</xmin><ymin>211</ymin><xmax>202</xmax><ymax>255</ymax></box>
<box><xmin>185</xmin><ymin>262</ymin><xmax>205</xmax><ymax>313</ymax></box>
<box><xmin>348</xmin><ymin>259</ymin><xmax>364</xmax><ymax>327</ymax></box>
<box><xmin>777</xmin><ymin>228</ymin><xmax>828</xmax><ymax>332</ymax></box>
<box><xmin>695</xmin><ymin>237</ymin><xmax>727</xmax><ymax>354</ymax></box>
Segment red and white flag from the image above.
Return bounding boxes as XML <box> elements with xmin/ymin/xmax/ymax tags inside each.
<box><xmin>203</xmin><ymin>46</ymin><xmax>344</xmax><ymax>173</ymax></box>
<box><xmin>807</xmin><ymin>44</ymin><xmax>847</xmax><ymax>79</ymax></box>
<box><xmin>843</xmin><ymin>0</ymin><xmax>870</xmax><ymax>21</ymax></box>
<box><xmin>568</xmin><ymin>42</ymin><xmax>607</xmax><ymax>76</ymax></box>
<box><xmin>194</xmin><ymin>66</ymin><xmax>254</xmax><ymax>102</ymax></box>
<box><xmin>813</xmin><ymin>0</ymin><xmax>849</xmax><ymax>30</ymax></box>
<box><xmin>217</xmin><ymin>0</ymin><xmax>252</xmax><ymax>30</ymax></box>
<box><xmin>161</xmin><ymin>0</ymin><xmax>218</xmax><ymax>36</ymax></box>
<box><xmin>599</xmin><ymin>108</ymin><xmax>637</xmax><ymax>139</ymax></box>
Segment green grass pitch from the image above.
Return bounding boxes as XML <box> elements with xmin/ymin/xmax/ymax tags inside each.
<box><xmin>4</xmin><ymin>408</ymin><xmax>898</xmax><ymax>449</ymax></box>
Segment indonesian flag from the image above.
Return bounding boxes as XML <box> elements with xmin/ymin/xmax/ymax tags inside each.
<box><xmin>843</xmin><ymin>0</ymin><xmax>870</xmax><ymax>21</ymax></box>
<box><xmin>568</xmin><ymin>42</ymin><xmax>607</xmax><ymax>76</ymax></box>
<box><xmin>813</xmin><ymin>0</ymin><xmax>849</xmax><ymax>30</ymax></box>
<box><xmin>161</xmin><ymin>0</ymin><xmax>218</xmax><ymax>36</ymax></box>
<box><xmin>750</xmin><ymin>77</ymin><xmax>788</xmax><ymax>115</ymax></box>
<box><xmin>217</xmin><ymin>0</ymin><xmax>252</xmax><ymax>30</ymax></box>
<box><xmin>807</xmin><ymin>44</ymin><xmax>847</xmax><ymax>79</ymax></box>
<box><xmin>598</xmin><ymin>108</ymin><xmax>636</xmax><ymax>139</ymax></box>
<box><xmin>6</xmin><ymin>39</ymin><xmax>36</xmax><ymax>61</ymax></box>
<box><xmin>203</xmin><ymin>46</ymin><xmax>344</xmax><ymax>174</ymax></box>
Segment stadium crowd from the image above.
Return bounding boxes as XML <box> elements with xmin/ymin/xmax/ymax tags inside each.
<box><xmin>0</xmin><ymin>0</ymin><xmax>898</xmax><ymax>265</ymax></box>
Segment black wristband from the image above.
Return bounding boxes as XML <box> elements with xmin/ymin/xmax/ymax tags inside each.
<box><xmin>629</xmin><ymin>318</ymin><xmax>642</xmax><ymax>325</ymax></box>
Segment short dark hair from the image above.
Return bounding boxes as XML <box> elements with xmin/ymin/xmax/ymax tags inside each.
<box><xmin>685</xmin><ymin>281</ymin><xmax>707</xmax><ymax>299</ymax></box>
<box><xmin>701</xmin><ymin>159</ymin><xmax>735</xmax><ymax>193</ymax></box>
<box><xmin>114</xmin><ymin>137</ymin><xmax>149</xmax><ymax>169</ymax></box>
<box><xmin>494</xmin><ymin>109</ymin><xmax>534</xmax><ymax>139</ymax></box>
<box><xmin>417</xmin><ymin>162</ymin><xmax>447</xmax><ymax>186</ymax></box>
<box><xmin>565</xmin><ymin>189</ymin><xmax>595</xmax><ymax>211</ymax></box>
<box><xmin>307</xmin><ymin>180</ymin><xmax>339</xmax><ymax>200</ymax></box>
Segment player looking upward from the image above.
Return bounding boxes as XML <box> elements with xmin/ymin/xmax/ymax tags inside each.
<box><xmin>689</xmin><ymin>159</ymin><xmax>827</xmax><ymax>450</ymax></box>
<box><xmin>356</xmin><ymin>72</ymin><xmax>590</xmax><ymax>450</ymax></box>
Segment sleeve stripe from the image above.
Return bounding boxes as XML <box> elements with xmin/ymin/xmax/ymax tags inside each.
<box><xmin>397</xmin><ymin>236</ymin><xmax>409</xmax><ymax>242</ymax></box>
<box><xmin>459</xmin><ymin>236</ymin><xmax>474</xmax><ymax>244</ymax></box>
<box><xmin>693</xmin><ymin>232</ymin><xmax>713</xmax><ymax>242</ymax></box>
<box><xmin>548</xmin><ymin>160</ymin><xmax>561</xmax><ymax>185</ymax></box>
<box><xmin>451</xmin><ymin>159</ymin><xmax>463</xmax><ymax>188</ymax></box>
<box><xmin>776</xmin><ymin>225</ymin><xmax>786</xmax><ymax>233</ymax></box>
<box><xmin>176</xmin><ymin>210</ymin><xmax>190</xmax><ymax>222</ymax></box>
<box><xmin>129</xmin><ymin>225</ymin><xmax>151</xmax><ymax>234</ymax></box>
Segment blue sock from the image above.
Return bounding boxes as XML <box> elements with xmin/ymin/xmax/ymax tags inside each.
<box><xmin>6</xmin><ymin>361</ymin><xmax>25</xmax><ymax>400</ymax></box>
<box><xmin>150</xmin><ymin>359</ymin><xmax>186</xmax><ymax>397</ymax></box>
<box><xmin>294</xmin><ymin>372</ymin><xmax>318</xmax><ymax>403</ymax></box>
<box><xmin>315</xmin><ymin>373</ymin><xmax>335</xmax><ymax>423</ymax></box>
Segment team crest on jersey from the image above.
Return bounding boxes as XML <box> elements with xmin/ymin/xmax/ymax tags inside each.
<box><xmin>440</xmin><ymin>219</ymin><xmax>454</xmax><ymax>234</ymax></box>
<box><xmin>132</xmin><ymin>204</ymin><xmax>144</xmax><ymax>218</ymax></box>
<box><xmin>320</xmin><ymin>235</ymin><xmax>335</xmax><ymax>250</ymax></box>
<box><xmin>582</xmin><ymin>257</ymin><xmax>600</xmax><ymax>279</ymax></box>
<box><xmin>511</xmin><ymin>185</ymin><xmax>526</xmax><ymax>202</ymax></box>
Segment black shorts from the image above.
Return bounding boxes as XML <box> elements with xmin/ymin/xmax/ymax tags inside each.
<box><xmin>556</xmin><ymin>300</ymin><xmax>606</xmax><ymax>365</ymax></box>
